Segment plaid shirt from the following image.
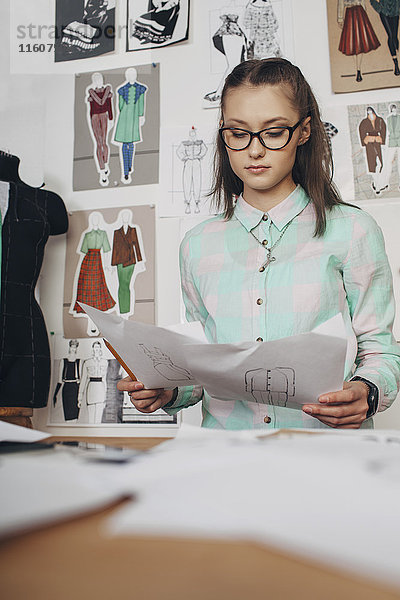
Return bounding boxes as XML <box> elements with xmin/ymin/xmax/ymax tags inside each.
<box><xmin>165</xmin><ymin>186</ymin><xmax>400</xmax><ymax>429</ymax></box>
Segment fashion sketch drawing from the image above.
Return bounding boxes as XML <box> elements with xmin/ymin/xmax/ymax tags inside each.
<box><xmin>176</xmin><ymin>127</ymin><xmax>208</xmax><ymax>213</ymax></box>
<box><xmin>113</xmin><ymin>68</ymin><xmax>148</xmax><ymax>184</ymax></box>
<box><xmin>245</xmin><ymin>366</ymin><xmax>296</xmax><ymax>407</ymax></box>
<box><xmin>85</xmin><ymin>72</ymin><xmax>114</xmax><ymax>187</ymax></box>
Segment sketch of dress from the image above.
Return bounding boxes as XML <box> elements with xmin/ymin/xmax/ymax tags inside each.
<box><xmin>61</xmin><ymin>0</ymin><xmax>109</xmax><ymax>53</ymax></box>
<box><xmin>245</xmin><ymin>367</ymin><xmax>295</xmax><ymax>407</ymax></box>
<box><xmin>53</xmin><ymin>341</ymin><xmax>81</xmax><ymax>422</ymax></box>
<box><xmin>72</xmin><ymin>228</ymin><xmax>115</xmax><ymax>314</ymax></box>
<box><xmin>111</xmin><ymin>220</ymin><xmax>144</xmax><ymax>314</ymax></box>
<box><xmin>204</xmin><ymin>12</ymin><xmax>247</xmax><ymax>103</ymax></box>
<box><xmin>78</xmin><ymin>342</ymin><xmax>108</xmax><ymax>424</ymax></box>
<box><xmin>337</xmin><ymin>0</ymin><xmax>380</xmax><ymax>82</ymax></box>
<box><xmin>102</xmin><ymin>359</ymin><xmax>124</xmax><ymax>423</ymax></box>
<box><xmin>131</xmin><ymin>0</ymin><xmax>181</xmax><ymax>45</ymax></box>
<box><xmin>139</xmin><ymin>344</ymin><xmax>192</xmax><ymax>380</ymax></box>
<box><xmin>114</xmin><ymin>68</ymin><xmax>148</xmax><ymax>184</ymax></box>
<box><xmin>176</xmin><ymin>128</ymin><xmax>208</xmax><ymax>214</ymax></box>
<box><xmin>243</xmin><ymin>0</ymin><xmax>282</xmax><ymax>59</ymax></box>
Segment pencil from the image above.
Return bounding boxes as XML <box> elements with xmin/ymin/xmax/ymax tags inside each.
<box><xmin>103</xmin><ymin>339</ymin><xmax>137</xmax><ymax>381</ymax></box>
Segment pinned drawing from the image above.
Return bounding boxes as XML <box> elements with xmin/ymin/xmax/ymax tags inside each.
<box><xmin>74</xmin><ymin>64</ymin><xmax>160</xmax><ymax>192</ymax></box>
<box><xmin>48</xmin><ymin>336</ymin><xmax>179</xmax><ymax>428</ymax></box>
<box><xmin>347</xmin><ymin>100</ymin><xmax>400</xmax><ymax>201</ymax></box>
<box><xmin>244</xmin><ymin>367</ymin><xmax>296</xmax><ymax>406</ymax></box>
<box><xmin>127</xmin><ymin>0</ymin><xmax>190</xmax><ymax>51</ymax></box>
<box><xmin>85</xmin><ymin>72</ymin><xmax>114</xmax><ymax>187</ymax></box>
<box><xmin>203</xmin><ymin>0</ymin><xmax>294</xmax><ymax>108</ymax></box>
<box><xmin>176</xmin><ymin>127</ymin><xmax>208</xmax><ymax>214</ymax></box>
<box><xmin>113</xmin><ymin>68</ymin><xmax>148</xmax><ymax>184</ymax></box>
<box><xmin>64</xmin><ymin>206</ymin><xmax>156</xmax><ymax>338</ymax></box>
<box><xmin>139</xmin><ymin>344</ymin><xmax>192</xmax><ymax>380</ymax></box>
<box><xmin>55</xmin><ymin>0</ymin><xmax>116</xmax><ymax>62</ymax></box>
<box><xmin>111</xmin><ymin>209</ymin><xmax>146</xmax><ymax>316</ymax></box>
<box><xmin>326</xmin><ymin>0</ymin><xmax>400</xmax><ymax>93</ymax></box>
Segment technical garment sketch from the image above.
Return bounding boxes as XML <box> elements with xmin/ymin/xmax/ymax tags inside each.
<box><xmin>85</xmin><ymin>72</ymin><xmax>114</xmax><ymax>187</ymax></box>
<box><xmin>370</xmin><ymin>0</ymin><xmax>400</xmax><ymax>76</ymax></box>
<box><xmin>78</xmin><ymin>341</ymin><xmax>108</xmax><ymax>424</ymax></box>
<box><xmin>111</xmin><ymin>209</ymin><xmax>145</xmax><ymax>316</ymax></box>
<box><xmin>113</xmin><ymin>68</ymin><xmax>148</xmax><ymax>184</ymax></box>
<box><xmin>244</xmin><ymin>367</ymin><xmax>296</xmax><ymax>407</ymax></box>
<box><xmin>382</xmin><ymin>103</ymin><xmax>400</xmax><ymax>189</ymax></box>
<box><xmin>70</xmin><ymin>212</ymin><xmax>115</xmax><ymax>335</ymax></box>
<box><xmin>53</xmin><ymin>339</ymin><xmax>81</xmax><ymax>422</ymax></box>
<box><xmin>139</xmin><ymin>344</ymin><xmax>192</xmax><ymax>380</ymax></box>
<box><xmin>204</xmin><ymin>4</ymin><xmax>248</xmax><ymax>104</ymax></box>
<box><xmin>176</xmin><ymin>128</ymin><xmax>208</xmax><ymax>214</ymax></box>
<box><xmin>337</xmin><ymin>0</ymin><xmax>381</xmax><ymax>83</ymax></box>
<box><xmin>359</xmin><ymin>106</ymin><xmax>387</xmax><ymax>194</ymax></box>
<box><xmin>243</xmin><ymin>0</ymin><xmax>282</xmax><ymax>59</ymax></box>
<box><xmin>130</xmin><ymin>0</ymin><xmax>181</xmax><ymax>46</ymax></box>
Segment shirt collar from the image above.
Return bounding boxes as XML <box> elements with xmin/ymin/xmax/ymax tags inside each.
<box><xmin>234</xmin><ymin>185</ymin><xmax>310</xmax><ymax>232</ymax></box>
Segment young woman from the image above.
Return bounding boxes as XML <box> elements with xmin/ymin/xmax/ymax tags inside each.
<box><xmin>118</xmin><ymin>58</ymin><xmax>400</xmax><ymax>430</ymax></box>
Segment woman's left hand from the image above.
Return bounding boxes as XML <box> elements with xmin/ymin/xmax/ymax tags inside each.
<box><xmin>302</xmin><ymin>381</ymin><xmax>369</xmax><ymax>429</ymax></box>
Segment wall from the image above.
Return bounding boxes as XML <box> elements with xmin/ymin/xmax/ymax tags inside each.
<box><xmin>3</xmin><ymin>0</ymin><xmax>400</xmax><ymax>429</ymax></box>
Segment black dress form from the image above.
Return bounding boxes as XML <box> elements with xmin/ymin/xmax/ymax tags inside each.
<box><xmin>0</xmin><ymin>153</ymin><xmax>68</xmax><ymax>408</ymax></box>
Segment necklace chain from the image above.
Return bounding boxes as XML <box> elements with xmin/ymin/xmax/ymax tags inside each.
<box><xmin>250</xmin><ymin>217</ymin><xmax>293</xmax><ymax>272</ymax></box>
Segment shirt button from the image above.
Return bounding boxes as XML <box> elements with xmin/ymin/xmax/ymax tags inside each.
<box><xmin>256</xmin><ymin>337</ymin><xmax>263</xmax><ymax>342</ymax></box>
<box><xmin>264</xmin><ymin>415</ymin><xmax>271</xmax><ymax>424</ymax></box>
<box><xmin>262</xmin><ymin>214</ymin><xmax>268</xmax><ymax>221</ymax></box>
<box><xmin>262</xmin><ymin>239</ymin><xmax>268</xmax><ymax>246</ymax></box>
<box><xmin>256</xmin><ymin>298</ymin><xmax>263</xmax><ymax>305</ymax></box>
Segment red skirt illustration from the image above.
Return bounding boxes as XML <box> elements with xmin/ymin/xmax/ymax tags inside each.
<box><xmin>339</xmin><ymin>5</ymin><xmax>380</xmax><ymax>56</ymax></box>
<box><xmin>73</xmin><ymin>248</ymin><xmax>115</xmax><ymax>313</ymax></box>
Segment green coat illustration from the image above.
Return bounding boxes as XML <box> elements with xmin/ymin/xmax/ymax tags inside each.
<box><xmin>114</xmin><ymin>82</ymin><xmax>147</xmax><ymax>143</ymax></box>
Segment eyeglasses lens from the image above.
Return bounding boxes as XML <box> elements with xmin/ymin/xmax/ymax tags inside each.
<box><xmin>222</xmin><ymin>128</ymin><xmax>290</xmax><ymax>150</ymax></box>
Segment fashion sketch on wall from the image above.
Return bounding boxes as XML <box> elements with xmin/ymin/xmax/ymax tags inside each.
<box><xmin>203</xmin><ymin>0</ymin><xmax>294</xmax><ymax>108</ymax></box>
<box><xmin>74</xmin><ymin>64</ymin><xmax>160</xmax><ymax>191</ymax></box>
<box><xmin>55</xmin><ymin>0</ymin><xmax>116</xmax><ymax>62</ymax></box>
<box><xmin>159</xmin><ymin>125</ymin><xmax>215</xmax><ymax>217</ymax></box>
<box><xmin>348</xmin><ymin>100</ymin><xmax>400</xmax><ymax>200</ymax></box>
<box><xmin>49</xmin><ymin>336</ymin><xmax>178</xmax><ymax>427</ymax></box>
<box><xmin>64</xmin><ymin>205</ymin><xmax>155</xmax><ymax>338</ymax></box>
<box><xmin>127</xmin><ymin>0</ymin><xmax>190</xmax><ymax>51</ymax></box>
<box><xmin>327</xmin><ymin>0</ymin><xmax>400</xmax><ymax>93</ymax></box>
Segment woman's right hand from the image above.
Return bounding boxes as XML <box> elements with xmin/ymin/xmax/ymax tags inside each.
<box><xmin>117</xmin><ymin>377</ymin><xmax>174</xmax><ymax>413</ymax></box>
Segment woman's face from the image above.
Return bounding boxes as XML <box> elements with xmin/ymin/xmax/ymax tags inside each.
<box><xmin>221</xmin><ymin>83</ymin><xmax>310</xmax><ymax>201</ymax></box>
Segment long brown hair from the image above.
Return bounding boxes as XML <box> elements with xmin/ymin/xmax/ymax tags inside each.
<box><xmin>210</xmin><ymin>58</ymin><xmax>349</xmax><ymax>237</ymax></box>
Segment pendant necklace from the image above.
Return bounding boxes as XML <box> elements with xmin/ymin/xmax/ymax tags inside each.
<box><xmin>250</xmin><ymin>217</ymin><xmax>293</xmax><ymax>273</ymax></box>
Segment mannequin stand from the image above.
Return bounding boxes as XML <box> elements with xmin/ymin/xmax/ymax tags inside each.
<box><xmin>0</xmin><ymin>407</ymin><xmax>33</xmax><ymax>429</ymax></box>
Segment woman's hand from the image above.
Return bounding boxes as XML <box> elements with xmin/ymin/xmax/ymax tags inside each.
<box><xmin>302</xmin><ymin>381</ymin><xmax>369</xmax><ymax>429</ymax></box>
<box><xmin>117</xmin><ymin>377</ymin><xmax>174</xmax><ymax>413</ymax></box>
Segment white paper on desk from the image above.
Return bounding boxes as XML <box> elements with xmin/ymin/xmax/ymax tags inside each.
<box><xmin>0</xmin><ymin>421</ymin><xmax>51</xmax><ymax>442</ymax></box>
<box><xmin>185</xmin><ymin>316</ymin><xmax>347</xmax><ymax>409</ymax></box>
<box><xmin>79</xmin><ymin>303</ymin><xmax>208</xmax><ymax>389</ymax></box>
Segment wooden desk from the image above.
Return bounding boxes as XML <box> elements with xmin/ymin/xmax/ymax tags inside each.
<box><xmin>1</xmin><ymin>436</ymin><xmax>399</xmax><ymax>600</ymax></box>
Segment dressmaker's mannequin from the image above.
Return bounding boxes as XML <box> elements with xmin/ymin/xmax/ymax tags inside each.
<box><xmin>0</xmin><ymin>152</ymin><xmax>68</xmax><ymax>427</ymax></box>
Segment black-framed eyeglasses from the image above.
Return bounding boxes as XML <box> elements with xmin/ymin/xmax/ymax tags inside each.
<box><xmin>219</xmin><ymin>119</ymin><xmax>304</xmax><ymax>151</ymax></box>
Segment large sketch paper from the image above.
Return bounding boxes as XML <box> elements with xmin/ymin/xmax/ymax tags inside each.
<box><xmin>0</xmin><ymin>421</ymin><xmax>50</xmax><ymax>443</ymax></box>
<box><xmin>81</xmin><ymin>305</ymin><xmax>347</xmax><ymax>408</ymax></box>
